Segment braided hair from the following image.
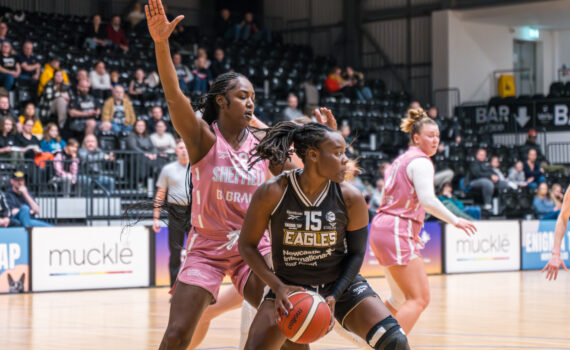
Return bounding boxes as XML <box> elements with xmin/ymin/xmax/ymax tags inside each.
<box><xmin>192</xmin><ymin>72</ymin><xmax>247</xmax><ymax>125</ymax></box>
<box><xmin>249</xmin><ymin>121</ymin><xmax>335</xmax><ymax>168</ymax></box>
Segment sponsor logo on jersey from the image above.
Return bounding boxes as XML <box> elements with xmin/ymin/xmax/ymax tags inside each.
<box><xmin>352</xmin><ymin>284</ymin><xmax>368</xmax><ymax>296</ymax></box>
<box><xmin>326</xmin><ymin>211</ymin><xmax>336</xmax><ymax>223</ymax></box>
<box><xmin>287</xmin><ymin>214</ymin><xmax>301</xmax><ymax>220</ymax></box>
<box><xmin>282</xmin><ymin>230</ymin><xmax>337</xmax><ymax>247</ymax></box>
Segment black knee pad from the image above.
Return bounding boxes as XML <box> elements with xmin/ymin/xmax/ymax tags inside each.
<box><xmin>365</xmin><ymin>315</ymin><xmax>410</xmax><ymax>350</ymax></box>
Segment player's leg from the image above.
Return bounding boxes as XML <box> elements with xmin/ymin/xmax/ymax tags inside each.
<box><xmin>339</xmin><ymin>276</ymin><xmax>409</xmax><ymax>350</ymax></box>
<box><xmin>382</xmin><ymin>266</ymin><xmax>406</xmax><ymax>315</ymax></box>
<box><xmin>385</xmin><ymin>257</ymin><xmax>430</xmax><ymax>333</ymax></box>
<box><xmin>187</xmin><ymin>286</ymin><xmax>244</xmax><ymax>349</ymax></box>
<box><xmin>159</xmin><ymin>283</ymin><xmax>213</xmax><ymax>350</ymax></box>
<box><xmin>243</xmin><ymin>300</ymin><xmax>288</xmax><ymax>350</ymax></box>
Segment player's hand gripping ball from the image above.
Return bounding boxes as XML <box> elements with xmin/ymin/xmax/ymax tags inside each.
<box><xmin>277</xmin><ymin>290</ymin><xmax>332</xmax><ymax>344</ymax></box>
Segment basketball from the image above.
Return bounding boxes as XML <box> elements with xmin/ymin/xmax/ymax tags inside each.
<box><xmin>277</xmin><ymin>290</ymin><xmax>332</xmax><ymax>344</ymax></box>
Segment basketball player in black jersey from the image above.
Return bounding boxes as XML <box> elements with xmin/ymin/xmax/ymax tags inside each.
<box><xmin>239</xmin><ymin>122</ymin><xmax>409</xmax><ymax>350</ymax></box>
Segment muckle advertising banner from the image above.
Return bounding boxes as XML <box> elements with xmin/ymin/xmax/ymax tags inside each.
<box><xmin>361</xmin><ymin>222</ymin><xmax>443</xmax><ymax>277</ymax></box>
<box><xmin>521</xmin><ymin>220</ymin><xmax>570</xmax><ymax>270</ymax></box>
<box><xmin>0</xmin><ymin>228</ymin><xmax>29</xmax><ymax>293</ymax></box>
<box><xmin>445</xmin><ymin>221</ymin><xmax>520</xmax><ymax>273</ymax></box>
<box><xmin>32</xmin><ymin>226</ymin><xmax>150</xmax><ymax>291</ymax></box>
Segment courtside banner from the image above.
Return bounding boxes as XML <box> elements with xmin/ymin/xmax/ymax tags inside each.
<box><xmin>445</xmin><ymin>221</ymin><xmax>520</xmax><ymax>273</ymax></box>
<box><xmin>155</xmin><ymin>227</ymin><xmax>187</xmax><ymax>287</ymax></box>
<box><xmin>361</xmin><ymin>222</ymin><xmax>442</xmax><ymax>277</ymax></box>
<box><xmin>32</xmin><ymin>226</ymin><xmax>150</xmax><ymax>291</ymax></box>
<box><xmin>521</xmin><ymin>220</ymin><xmax>570</xmax><ymax>270</ymax></box>
<box><xmin>0</xmin><ymin>228</ymin><xmax>29</xmax><ymax>293</ymax></box>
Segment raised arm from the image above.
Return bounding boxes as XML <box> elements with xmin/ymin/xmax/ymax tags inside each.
<box><xmin>543</xmin><ymin>186</ymin><xmax>570</xmax><ymax>280</ymax></box>
<box><xmin>145</xmin><ymin>0</ymin><xmax>214</xmax><ymax>163</ymax></box>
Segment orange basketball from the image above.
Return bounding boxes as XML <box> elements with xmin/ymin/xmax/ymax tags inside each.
<box><xmin>277</xmin><ymin>290</ymin><xmax>332</xmax><ymax>344</ymax></box>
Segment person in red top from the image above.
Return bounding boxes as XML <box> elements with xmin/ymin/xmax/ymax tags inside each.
<box><xmin>325</xmin><ymin>66</ymin><xmax>354</xmax><ymax>97</ymax></box>
<box><xmin>106</xmin><ymin>16</ymin><xmax>129</xmax><ymax>52</ymax></box>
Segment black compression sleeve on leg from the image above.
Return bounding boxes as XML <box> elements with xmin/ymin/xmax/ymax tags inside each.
<box><xmin>328</xmin><ymin>225</ymin><xmax>368</xmax><ymax>300</ymax></box>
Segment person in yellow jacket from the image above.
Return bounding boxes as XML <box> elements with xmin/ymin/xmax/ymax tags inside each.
<box><xmin>98</xmin><ymin>85</ymin><xmax>136</xmax><ymax>132</ymax></box>
<box><xmin>17</xmin><ymin>102</ymin><xmax>43</xmax><ymax>139</ymax></box>
<box><xmin>38</xmin><ymin>57</ymin><xmax>69</xmax><ymax>96</ymax></box>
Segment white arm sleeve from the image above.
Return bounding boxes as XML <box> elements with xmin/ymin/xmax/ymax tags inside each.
<box><xmin>406</xmin><ymin>158</ymin><xmax>459</xmax><ymax>226</ymax></box>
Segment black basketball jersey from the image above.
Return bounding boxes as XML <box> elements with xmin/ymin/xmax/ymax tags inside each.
<box><xmin>269</xmin><ymin>169</ymin><xmax>348</xmax><ymax>286</ymax></box>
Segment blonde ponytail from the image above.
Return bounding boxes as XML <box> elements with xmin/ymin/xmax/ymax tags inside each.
<box><xmin>400</xmin><ymin>108</ymin><xmax>437</xmax><ymax>144</ymax></box>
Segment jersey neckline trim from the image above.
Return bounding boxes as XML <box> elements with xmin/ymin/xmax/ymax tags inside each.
<box><xmin>288</xmin><ymin>169</ymin><xmax>330</xmax><ymax>207</ymax></box>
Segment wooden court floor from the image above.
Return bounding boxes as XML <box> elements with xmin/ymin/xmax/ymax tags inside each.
<box><xmin>2</xmin><ymin>271</ymin><xmax>570</xmax><ymax>350</ymax></box>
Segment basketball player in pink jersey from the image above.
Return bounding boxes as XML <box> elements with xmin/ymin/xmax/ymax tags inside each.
<box><xmin>369</xmin><ymin>108</ymin><xmax>476</xmax><ymax>334</ymax></box>
<box><xmin>145</xmin><ymin>2</ymin><xmax>309</xmax><ymax>349</ymax></box>
<box><xmin>543</xmin><ymin>184</ymin><xmax>570</xmax><ymax>280</ymax></box>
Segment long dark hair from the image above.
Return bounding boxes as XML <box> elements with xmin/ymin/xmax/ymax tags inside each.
<box><xmin>249</xmin><ymin>121</ymin><xmax>335</xmax><ymax>168</ymax></box>
<box><xmin>192</xmin><ymin>72</ymin><xmax>246</xmax><ymax>125</ymax></box>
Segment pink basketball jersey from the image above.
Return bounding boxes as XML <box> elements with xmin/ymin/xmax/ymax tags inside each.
<box><xmin>190</xmin><ymin>122</ymin><xmax>270</xmax><ymax>239</ymax></box>
<box><xmin>377</xmin><ymin>146</ymin><xmax>430</xmax><ymax>224</ymax></box>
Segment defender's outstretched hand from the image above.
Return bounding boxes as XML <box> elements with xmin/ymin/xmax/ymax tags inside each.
<box><xmin>145</xmin><ymin>0</ymin><xmax>184</xmax><ymax>43</ymax></box>
<box><xmin>315</xmin><ymin>107</ymin><xmax>338</xmax><ymax>131</ymax></box>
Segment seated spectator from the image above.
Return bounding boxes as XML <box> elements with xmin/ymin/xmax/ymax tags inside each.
<box><xmin>99</xmin><ymin>85</ymin><xmax>135</xmax><ymax>133</ymax></box>
<box><xmin>110</xmin><ymin>70</ymin><xmax>120</xmax><ymax>88</ymax></box>
<box><xmin>235</xmin><ymin>12</ymin><xmax>270</xmax><ymax>43</ymax></box>
<box><xmin>468</xmin><ymin>148</ymin><xmax>510</xmax><ymax>211</ymax></box>
<box><xmin>533</xmin><ymin>182</ymin><xmax>561</xmax><ymax>220</ymax></box>
<box><xmin>150</xmin><ymin>120</ymin><xmax>176</xmax><ymax>155</ymax></box>
<box><xmin>0</xmin><ymin>41</ymin><xmax>20</xmax><ymax>91</ymax></box>
<box><xmin>283</xmin><ymin>93</ymin><xmax>303</xmax><ymax>121</ymax></box>
<box><xmin>75</xmin><ymin>69</ymin><xmax>89</xmax><ymax>85</ymax></box>
<box><xmin>210</xmin><ymin>48</ymin><xmax>231</xmax><ymax>78</ymax></box>
<box><xmin>524</xmin><ymin>148</ymin><xmax>546</xmax><ymax>189</ymax></box>
<box><xmin>172</xmin><ymin>53</ymin><xmax>192</xmax><ymax>94</ymax></box>
<box><xmin>84</xmin><ymin>14</ymin><xmax>109</xmax><ymax>51</ymax></box>
<box><xmin>552</xmin><ymin>183</ymin><xmax>564</xmax><ymax>210</ymax></box>
<box><xmin>409</xmin><ymin>101</ymin><xmax>421</xmax><ymax>110</ymax></box>
<box><xmin>78</xmin><ymin>134</ymin><xmax>115</xmax><ymax>194</ymax></box>
<box><xmin>214</xmin><ymin>8</ymin><xmax>234</xmax><ymax>39</ymax></box>
<box><xmin>0</xmin><ymin>22</ymin><xmax>10</xmax><ymax>45</ymax></box>
<box><xmin>368</xmin><ymin>177</ymin><xmax>384</xmax><ymax>218</ymax></box>
<box><xmin>15</xmin><ymin>118</ymin><xmax>41</xmax><ymax>159</ymax></box>
<box><xmin>146</xmin><ymin>105</ymin><xmax>169</xmax><ymax>133</ymax></box>
<box><xmin>438</xmin><ymin>182</ymin><xmax>481</xmax><ymax>220</ymax></box>
<box><xmin>520</xmin><ymin>129</ymin><xmax>546</xmax><ymax>163</ymax></box>
<box><xmin>507</xmin><ymin>160</ymin><xmax>528</xmax><ymax>188</ymax></box>
<box><xmin>5</xmin><ymin>171</ymin><xmax>51</xmax><ymax>227</ymax></box>
<box><xmin>128</xmin><ymin>68</ymin><xmax>149</xmax><ymax>102</ymax></box>
<box><xmin>18</xmin><ymin>102</ymin><xmax>43</xmax><ymax>139</ymax></box>
<box><xmin>194</xmin><ymin>48</ymin><xmax>211</xmax><ymax>69</ymax></box>
<box><xmin>68</xmin><ymin>79</ymin><xmax>100</xmax><ymax>137</ymax></box>
<box><xmin>38</xmin><ymin>57</ymin><xmax>69</xmax><ymax>96</ymax></box>
<box><xmin>52</xmin><ymin>138</ymin><xmax>79</xmax><ymax>196</ymax></box>
<box><xmin>106</xmin><ymin>15</ymin><xmax>129</xmax><ymax>53</ymax></box>
<box><xmin>324</xmin><ymin>66</ymin><xmax>354</xmax><ymax>96</ymax></box>
<box><xmin>17</xmin><ymin>41</ymin><xmax>40</xmax><ymax>85</ymax></box>
<box><xmin>0</xmin><ymin>94</ymin><xmax>14</xmax><ymax>118</ymax></box>
<box><xmin>127</xmin><ymin>119</ymin><xmax>161</xmax><ymax>186</ymax></box>
<box><xmin>427</xmin><ymin>106</ymin><xmax>442</xmax><ymax>131</ymax></box>
<box><xmin>126</xmin><ymin>2</ymin><xmax>146</xmax><ymax>31</ymax></box>
<box><xmin>340</xmin><ymin>124</ymin><xmax>356</xmax><ymax>156</ymax></box>
<box><xmin>0</xmin><ymin>115</ymin><xmax>17</xmax><ymax>157</ymax></box>
<box><xmin>0</xmin><ymin>190</ymin><xmax>13</xmax><ymax>227</ymax></box>
<box><xmin>40</xmin><ymin>122</ymin><xmax>66</xmax><ymax>153</ymax></box>
<box><xmin>345</xmin><ymin>66</ymin><xmax>372</xmax><ymax>101</ymax></box>
<box><xmin>38</xmin><ymin>70</ymin><xmax>71</xmax><ymax>127</ymax></box>
<box><xmin>192</xmin><ymin>56</ymin><xmax>212</xmax><ymax>94</ymax></box>
<box><xmin>490</xmin><ymin>156</ymin><xmax>517</xmax><ymax>190</ymax></box>
<box><xmin>89</xmin><ymin>61</ymin><xmax>112</xmax><ymax>99</ymax></box>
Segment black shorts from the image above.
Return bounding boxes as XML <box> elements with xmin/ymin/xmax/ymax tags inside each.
<box><xmin>264</xmin><ymin>274</ymin><xmax>378</xmax><ymax>326</ymax></box>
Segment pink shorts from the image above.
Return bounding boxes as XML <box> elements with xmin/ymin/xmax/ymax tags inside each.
<box><xmin>369</xmin><ymin>213</ymin><xmax>422</xmax><ymax>266</ymax></box>
<box><xmin>176</xmin><ymin>230</ymin><xmax>271</xmax><ymax>302</ymax></box>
